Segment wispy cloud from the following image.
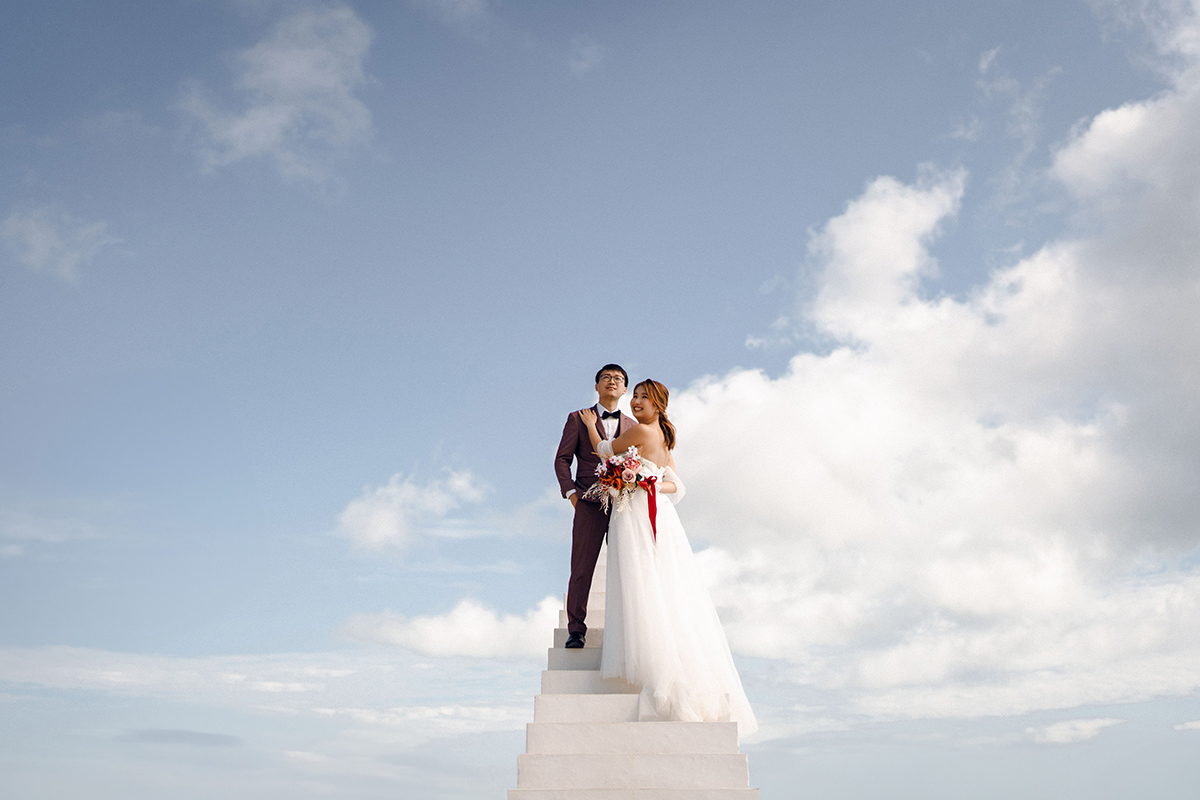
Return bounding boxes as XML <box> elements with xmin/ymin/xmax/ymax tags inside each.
<box><xmin>180</xmin><ymin>6</ymin><xmax>373</xmax><ymax>185</ymax></box>
<box><xmin>0</xmin><ymin>510</ymin><xmax>99</xmax><ymax>558</ymax></box>
<box><xmin>405</xmin><ymin>0</ymin><xmax>489</xmax><ymax>27</ymax></box>
<box><xmin>0</xmin><ymin>207</ymin><xmax>120</xmax><ymax>283</ymax></box>
<box><xmin>116</xmin><ymin>728</ymin><xmax>241</xmax><ymax>747</ymax></box>
<box><xmin>1025</xmin><ymin>718</ymin><xmax>1125</xmax><ymax>744</ymax></box>
<box><xmin>979</xmin><ymin>45</ymin><xmax>1001</xmax><ymax>73</ymax></box>
<box><xmin>569</xmin><ymin>36</ymin><xmax>604</xmax><ymax>74</ymax></box>
<box><xmin>0</xmin><ymin>645</ymin><xmax>531</xmax><ymax>739</ymax></box>
<box><xmin>336</xmin><ymin>470</ymin><xmax>486</xmax><ymax>550</ymax></box>
<box><xmin>970</xmin><ymin>47</ymin><xmax>1062</xmax><ymax>215</ymax></box>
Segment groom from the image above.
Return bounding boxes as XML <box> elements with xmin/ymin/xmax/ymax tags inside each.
<box><xmin>554</xmin><ymin>364</ymin><xmax>637</xmax><ymax>649</ymax></box>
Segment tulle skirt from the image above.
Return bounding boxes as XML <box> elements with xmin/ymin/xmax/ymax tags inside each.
<box><xmin>601</xmin><ymin>488</ymin><xmax>758</xmax><ymax>737</ymax></box>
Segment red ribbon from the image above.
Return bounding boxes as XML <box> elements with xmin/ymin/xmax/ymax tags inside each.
<box><xmin>645</xmin><ymin>475</ymin><xmax>658</xmax><ymax>542</ymax></box>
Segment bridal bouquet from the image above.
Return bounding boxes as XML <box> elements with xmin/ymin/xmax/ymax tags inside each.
<box><xmin>582</xmin><ymin>446</ymin><xmax>660</xmax><ymax>539</ymax></box>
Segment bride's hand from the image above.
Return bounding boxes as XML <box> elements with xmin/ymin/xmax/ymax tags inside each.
<box><xmin>579</xmin><ymin>408</ymin><xmax>597</xmax><ymax>425</ymax></box>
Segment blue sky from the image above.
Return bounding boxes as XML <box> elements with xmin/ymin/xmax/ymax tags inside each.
<box><xmin>3</xmin><ymin>0</ymin><xmax>1200</xmax><ymax>797</ymax></box>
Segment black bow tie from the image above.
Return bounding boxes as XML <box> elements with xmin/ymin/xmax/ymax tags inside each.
<box><xmin>600</xmin><ymin>410</ymin><xmax>620</xmax><ymax>420</ymax></box>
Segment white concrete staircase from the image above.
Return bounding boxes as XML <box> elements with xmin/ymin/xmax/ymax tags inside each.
<box><xmin>510</xmin><ymin>548</ymin><xmax>759</xmax><ymax>799</ymax></box>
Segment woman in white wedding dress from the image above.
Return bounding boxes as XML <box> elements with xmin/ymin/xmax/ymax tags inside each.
<box><xmin>579</xmin><ymin>380</ymin><xmax>757</xmax><ymax>737</ymax></box>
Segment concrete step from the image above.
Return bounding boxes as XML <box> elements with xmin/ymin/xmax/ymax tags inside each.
<box><xmin>517</xmin><ymin>753</ymin><xmax>750</xmax><ymax>790</ymax></box>
<box><xmin>542</xmin><ymin>670</ymin><xmax>639</xmax><ymax>695</ymax></box>
<box><xmin>548</xmin><ymin>647</ymin><xmax>602</xmax><ymax>670</ymax></box>
<box><xmin>554</xmin><ymin>627</ymin><xmax>604</xmax><ymax>649</ymax></box>
<box><xmin>526</xmin><ymin>722</ymin><xmax>739</xmax><ymax>755</ymax></box>
<box><xmin>510</xmin><ymin>790</ymin><xmax>759</xmax><ymax>800</ymax></box>
<box><xmin>534</xmin><ymin>694</ymin><xmax>640</xmax><ymax>723</ymax></box>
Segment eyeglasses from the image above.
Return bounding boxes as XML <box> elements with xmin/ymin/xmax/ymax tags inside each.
<box><xmin>598</xmin><ymin>374</ymin><xmax>625</xmax><ymax>385</ymax></box>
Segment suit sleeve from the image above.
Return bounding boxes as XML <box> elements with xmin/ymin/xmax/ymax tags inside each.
<box><xmin>555</xmin><ymin>413</ymin><xmax>580</xmax><ymax>498</ymax></box>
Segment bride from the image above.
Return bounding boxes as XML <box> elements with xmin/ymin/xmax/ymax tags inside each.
<box><xmin>579</xmin><ymin>380</ymin><xmax>757</xmax><ymax>737</ymax></box>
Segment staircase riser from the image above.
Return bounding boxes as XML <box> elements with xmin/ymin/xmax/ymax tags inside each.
<box><xmin>516</xmin><ymin>549</ymin><xmax>756</xmax><ymax>798</ymax></box>
<box><xmin>517</xmin><ymin>754</ymin><xmax>750</xmax><ymax>789</ymax></box>
<box><xmin>560</xmin><ymin>609</ymin><xmax>606</xmax><ymax>627</ymax></box>
<box><xmin>548</xmin><ymin>648</ymin><xmax>603</xmax><ymax>670</ymax></box>
<box><xmin>534</xmin><ymin>694</ymin><xmax>640</xmax><ymax>723</ymax></box>
<box><xmin>527</xmin><ymin>722</ymin><xmax>738</xmax><ymax>754</ymax></box>
<box><xmin>542</xmin><ymin>670</ymin><xmax>639</xmax><ymax>695</ymax></box>
<box><xmin>554</xmin><ymin>628</ymin><xmax>604</xmax><ymax>648</ymax></box>
<box><xmin>509</xmin><ymin>791</ymin><xmax>759</xmax><ymax>800</ymax></box>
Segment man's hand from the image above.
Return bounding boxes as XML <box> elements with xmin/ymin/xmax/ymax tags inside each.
<box><xmin>569</xmin><ymin>494</ymin><xmax>578</xmax><ymax>508</ymax></box>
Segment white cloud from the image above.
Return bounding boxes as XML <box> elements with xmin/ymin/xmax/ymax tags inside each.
<box><xmin>569</xmin><ymin>36</ymin><xmax>604</xmax><ymax>74</ymax></box>
<box><xmin>180</xmin><ymin>6</ymin><xmax>373</xmax><ymax>184</ymax></box>
<box><xmin>1026</xmin><ymin>717</ymin><xmax>1125</xmax><ymax>743</ymax></box>
<box><xmin>0</xmin><ymin>207</ymin><xmax>120</xmax><ymax>283</ymax></box>
<box><xmin>666</xmin><ymin>1</ymin><xmax>1200</xmax><ymax>723</ymax></box>
<box><xmin>341</xmin><ymin>595</ymin><xmax>559</xmax><ymax>658</ymax></box>
<box><xmin>336</xmin><ymin>470</ymin><xmax>485</xmax><ymax>550</ymax></box>
<box><xmin>1173</xmin><ymin>719</ymin><xmax>1200</xmax><ymax>730</ymax></box>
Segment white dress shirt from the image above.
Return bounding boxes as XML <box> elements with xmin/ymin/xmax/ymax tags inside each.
<box><xmin>598</xmin><ymin>403</ymin><xmax>620</xmax><ymax>440</ymax></box>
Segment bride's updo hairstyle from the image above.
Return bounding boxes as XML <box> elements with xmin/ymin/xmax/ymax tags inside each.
<box><xmin>635</xmin><ymin>379</ymin><xmax>676</xmax><ymax>450</ymax></box>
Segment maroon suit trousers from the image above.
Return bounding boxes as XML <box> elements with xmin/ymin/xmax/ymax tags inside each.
<box><xmin>566</xmin><ymin>497</ymin><xmax>609</xmax><ymax>635</ymax></box>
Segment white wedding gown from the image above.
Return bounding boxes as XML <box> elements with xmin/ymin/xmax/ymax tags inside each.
<box><xmin>597</xmin><ymin>444</ymin><xmax>758</xmax><ymax>737</ymax></box>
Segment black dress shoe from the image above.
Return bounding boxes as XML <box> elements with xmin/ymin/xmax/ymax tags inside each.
<box><xmin>564</xmin><ymin>632</ymin><xmax>586</xmax><ymax>649</ymax></box>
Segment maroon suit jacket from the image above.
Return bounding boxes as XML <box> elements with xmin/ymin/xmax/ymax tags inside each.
<box><xmin>555</xmin><ymin>405</ymin><xmax>638</xmax><ymax>500</ymax></box>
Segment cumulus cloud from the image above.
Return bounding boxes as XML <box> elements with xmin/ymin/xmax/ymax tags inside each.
<box><xmin>665</xmin><ymin>0</ymin><xmax>1200</xmax><ymax>723</ymax></box>
<box><xmin>0</xmin><ymin>207</ymin><xmax>120</xmax><ymax>283</ymax></box>
<box><xmin>180</xmin><ymin>6</ymin><xmax>373</xmax><ymax>184</ymax></box>
<box><xmin>1025</xmin><ymin>717</ymin><xmax>1125</xmax><ymax>743</ymax></box>
<box><xmin>1173</xmin><ymin>719</ymin><xmax>1200</xmax><ymax>730</ymax></box>
<box><xmin>342</xmin><ymin>595</ymin><xmax>559</xmax><ymax>658</ymax></box>
<box><xmin>336</xmin><ymin>470</ymin><xmax>486</xmax><ymax>550</ymax></box>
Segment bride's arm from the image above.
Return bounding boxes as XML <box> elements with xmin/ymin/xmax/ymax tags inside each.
<box><xmin>608</xmin><ymin>424</ymin><xmax>649</xmax><ymax>455</ymax></box>
<box><xmin>578</xmin><ymin>408</ymin><xmax>603</xmax><ymax>453</ymax></box>
<box><xmin>582</xmin><ymin>411</ymin><xmax>651</xmax><ymax>457</ymax></box>
<box><xmin>661</xmin><ymin>462</ymin><xmax>686</xmax><ymax>503</ymax></box>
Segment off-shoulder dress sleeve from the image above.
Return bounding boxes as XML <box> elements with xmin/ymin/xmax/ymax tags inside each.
<box><xmin>662</xmin><ymin>465</ymin><xmax>686</xmax><ymax>504</ymax></box>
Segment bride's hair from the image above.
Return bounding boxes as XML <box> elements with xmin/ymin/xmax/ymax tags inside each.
<box><xmin>635</xmin><ymin>379</ymin><xmax>676</xmax><ymax>450</ymax></box>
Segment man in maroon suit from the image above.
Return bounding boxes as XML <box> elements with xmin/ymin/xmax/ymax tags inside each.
<box><xmin>555</xmin><ymin>364</ymin><xmax>638</xmax><ymax>648</ymax></box>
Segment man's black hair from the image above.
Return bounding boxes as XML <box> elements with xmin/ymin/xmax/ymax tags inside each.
<box><xmin>595</xmin><ymin>364</ymin><xmax>628</xmax><ymax>385</ymax></box>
